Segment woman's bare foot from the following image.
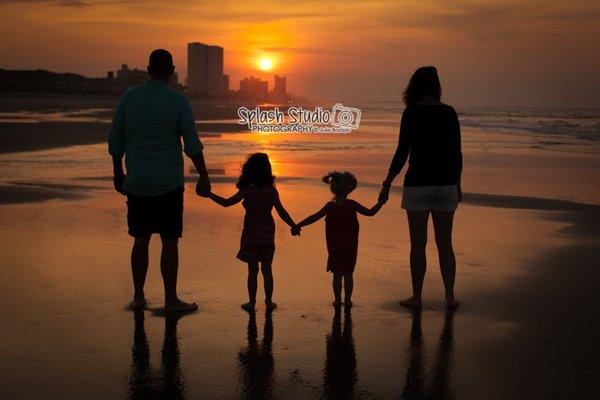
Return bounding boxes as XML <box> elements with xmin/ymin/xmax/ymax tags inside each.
<box><xmin>344</xmin><ymin>300</ymin><xmax>353</xmax><ymax>308</ymax></box>
<box><xmin>399</xmin><ymin>297</ymin><xmax>422</xmax><ymax>310</ymax></box>
<box><xmin>333</xmin><ymin>300</ymin><xmax>342</xmax><ymax>308</ymax></box>
<box><xmin>164</xmin><ymin>299</ymin><xmax>198</xmax><ymax>313</ymax></box>
<box><xmin>129</xmin><ymin>297</ymin><xmax>147</xmax><ymax>310</ymax></box>
<box><xmin>265</xmin><ymin>301</ymin><xmax>277</xmax><ymax>310</ymax></box>
<box><xmin>241</xmin><ymin>302</ymin><xmax>256</xmax><ymax>311</ymax></box>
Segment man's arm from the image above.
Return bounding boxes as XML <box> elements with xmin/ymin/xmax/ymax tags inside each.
<box><xmin>112</xmin><ymin>155</ymin><xmax>126</xmax><ymax>195</ymax></box>
<box><xmin>190</xmin><ymin>151</ymin><xmax>211</xmax><ymax>196</ymax></box>
<box><xmin>179</xmin><ymin>96</ymin><xmax>211</xmax><ymax>195</ymax></box>
<box><xmin>108</xmin><ymin>97</ymin><xmax>126</xmax><ymax>195</ymax></box>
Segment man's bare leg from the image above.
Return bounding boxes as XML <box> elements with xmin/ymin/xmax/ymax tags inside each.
<box><xmin>130</xmin><ymin>236</ymin><xmax>150</xmax><ymax>309</ymax></box>
<box><xmin>161</xmin><ymin>236</ymin><xmax>197</xmax><ymax>313</ymax></box>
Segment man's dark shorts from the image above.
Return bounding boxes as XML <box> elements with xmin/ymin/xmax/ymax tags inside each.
<box><xmin>127</xmin><ymin>187</ymin><xmax>184</xmax><ymax>238</ymax></box>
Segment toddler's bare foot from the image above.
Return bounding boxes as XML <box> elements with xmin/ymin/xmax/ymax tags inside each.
<box><xmin>333</xmin><ymin>300</ymin><xmax>342</xmax><ymax>308</ymax></box>
<box><xmin>129</xmin><ymin>297</ymin><xmax>147</xmax><ymax>310</ymax></box>
<box><xmin>344</xmin><ymin>300</ymin><xmax>353</xmax><ymax>308</ymax></box>
<box><xmin>265</xmin><ymin>301</ymin><xmax>277</xmax><ymax>310</ymax></box>
<box><xmin>164</xmin><ymin>299</ymin><xmax>198</xmax><ymax>313</ymax></box>
<box><xmin>399</xmin><ymin>297</ymin><xmax>422</xmax><ymax>310</ymax></box>
<box><xmin>241</xmin><ymin>302</ymin><xmax>256</xmax><ymax>311</ymax></box>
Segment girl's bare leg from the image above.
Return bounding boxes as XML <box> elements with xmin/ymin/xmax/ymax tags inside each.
<box><xmin>343</xmin><ymin>273</ymin><xmax>354</xmax><ymax>307</ymax></box>
<box><xmin>242</xmin><ymin>262</ymin><xmax>259</xmax><ymax>311</ymax></box>
<box><xmin>332</xmin><ymin>273</ymin><xmax>343</xmax><ymax>307</ymax></box>
<box><xmin>261</xmin><ymin>262</ymin><xmax>277</xmax><ymax>309</ymax></box>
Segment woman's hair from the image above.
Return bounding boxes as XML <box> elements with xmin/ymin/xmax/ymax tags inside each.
<box><xmin>403</xmin><ymin>66</ymin><xmax>442</xmax><ymax>106</ymax></box>
<box><xmin>236</xmin><ymin>152</ymin><xmax>275</xmax><ymax>189</ymax></box>
<box><xmin>322</xmin><ymin>171</ymin><xmax>357</xmax><ymax>198</ymax></box>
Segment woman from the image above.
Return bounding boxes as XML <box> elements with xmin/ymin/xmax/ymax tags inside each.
<box><xmin>379</xmin><ymin>66</ymin><xmax>462</xmax><ymax>309</ymax></box>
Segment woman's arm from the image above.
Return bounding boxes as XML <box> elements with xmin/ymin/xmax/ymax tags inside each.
<box><xmin>380</xmin><ymin>109</ymin><xmax>411</xmax><ymax>201</ymax></box>
<box><xmin>208</xmin><ymin>190</ymin><xmax>244</xmax><ymax>207</ymax></box>
<box><xmin>273</xmin><ymin>189</ymin><xmax>296</xmax><ymax>227</ymax></box>
<box><xmin>453</xmin><ymin>108</ymin><xmax>463</xmax><ymax>203</ymax></box>
<box><xmin>384</xmin><ymin>109</ymin><xmax>411</xmax><ymax>185</ymax></box>
<box><xmin>353</xmin><ymin>200</ymin><xmax>385</xmax><ymax>217</ymax></box>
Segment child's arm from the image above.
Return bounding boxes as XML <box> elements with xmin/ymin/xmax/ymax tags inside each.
<box><xmin>273</xmin><ymin>189</ymin><xmax>296</xmax><ymax>227</ymax></box>
<box><xmin>208</xmin><ymin>190</ymin><xmax>244</xmax><ymax>207</ymax></box>
<box><xmin>353</xmin><ymin>199</ymin><xmax>385</xmax><ymax>217</ymax></box>
<box><xmin>297</xmin><ymin>204</ymin><xmax>329</xmax><ymax>228</ymax></box>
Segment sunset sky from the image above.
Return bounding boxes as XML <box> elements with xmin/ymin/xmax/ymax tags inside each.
<box><xmin>0</xmin><ymin>0</ymin><xmax>599</xmax><ymax>107</ymax></box>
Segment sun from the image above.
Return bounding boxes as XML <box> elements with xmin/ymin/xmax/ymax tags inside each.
<box><xmin>258</xmin><ymin>57</ymin><xmax>274</xmax><ymax>71</ymax></box>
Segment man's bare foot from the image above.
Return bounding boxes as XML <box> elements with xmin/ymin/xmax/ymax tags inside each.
<box><xmin>129</xmin><ymin>298</ymin><xmax>147</xmax><ymax>310</ymax></box>
<box><xmin>399</xmin><ymin>297</ymin><xmax>422</xmax><ymax>310</ymax></box>
<box><xmin>333</xmin><ymin>300</ymin><xmax>342</xmax><ymax>308</ymax></box>
<box><xmin>164</xmin><ymin>299</ymin><xmax>198</xmax><ymax>313</ymax></box>
<box><xmin>265</xmin><ymin>301</ymin><xmax>277</xmax><ymax>310</ymax></box>
<box><xmin>241</xmin><ymin>302</ymin><xmax>255</xmax><ymax>311</ymax></box>
<box><xmin>344</xmin><ymin>301</ymin><xmax>353</xmax><ymax>308</ymax></box>
<box><xmin>446</xmin><ymin>298</ymin><xmax>460</xmax><ymax>309</ymax></box>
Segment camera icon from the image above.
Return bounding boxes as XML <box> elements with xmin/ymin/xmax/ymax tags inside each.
<box><xmin>331</xmin><ymin>103</ymin><xmax>361</xmax><ymax>129</ymax></box>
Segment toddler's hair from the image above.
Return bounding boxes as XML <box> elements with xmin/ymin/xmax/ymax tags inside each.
<box><xmin>322</xmin><ymin>171</ymin><xmax>357</xmax><ymax>198</ymax></box>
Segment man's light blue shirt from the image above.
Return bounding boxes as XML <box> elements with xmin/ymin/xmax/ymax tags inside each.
<box><xmin>108</xmin><ymin>79</ymin><xmax>203</xmax><ymax>196</ymax></box>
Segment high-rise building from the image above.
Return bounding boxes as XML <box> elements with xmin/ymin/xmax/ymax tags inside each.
<box><xmin>187</xmin><ymin>42</ymin><xmax>226</xmax><ymax>97</ymax></box>
<box><xmin>273</xmin><ymin>75</ymin><xmax>286</xmax><ymax>98</ymax></box>
<box><xmin>239</xmin><ymin>76</ymin><xmax>268</xmax><ymax>99</ymax></box>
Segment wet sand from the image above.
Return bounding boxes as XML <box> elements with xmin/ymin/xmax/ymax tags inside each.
<box><xmin>0</xmin><ymin>177</ymin><xmax>598</xmax><ymax>399</ymax></box>
<box><xmin>0</xmin><ymin>97</ymin><xmax>599</xmax><ymax>398</ymax></box>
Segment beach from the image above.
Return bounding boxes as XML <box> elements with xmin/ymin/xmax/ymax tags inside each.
<box><xmin>0</xmin><ymin>94</ymin><xmax>599</xmax><ymax>399</ymax></box>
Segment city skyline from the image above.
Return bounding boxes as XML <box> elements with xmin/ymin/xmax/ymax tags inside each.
<box><xmin>0</xmin><ymin>0</ymin><xmax>598</xmax><ymax>107</ymax></box>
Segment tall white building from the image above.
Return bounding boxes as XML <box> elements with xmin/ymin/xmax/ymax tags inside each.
<box><xmin>187</xmin><ymin>42</ymin><xmax>225</xmax><ymax>96</ymax></box>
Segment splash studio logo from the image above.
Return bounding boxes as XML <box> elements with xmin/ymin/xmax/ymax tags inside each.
<box><xmin>237</xmin><ymin>103</ymin><xmax>362</xmax><ymax>133</ymax></box>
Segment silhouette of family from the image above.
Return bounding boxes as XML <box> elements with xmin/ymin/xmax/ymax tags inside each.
<box><xmin>108</xmin><ymin>49</ymin><xmax>462</xmax><ymax>314</ymax></box>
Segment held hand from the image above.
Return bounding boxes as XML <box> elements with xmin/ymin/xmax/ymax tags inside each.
<box><xmin>196</xmin><ymin>175</ymin><xmax>211</xmax><ymax>197</ymax></box>
<box><xmin>378</xmin><ymin>185</ymin><xmax>390</xmax><ymax>203</ymax></box>
<box><xmin>291</xmin><ymin>225</ymin><xmax>301</xmax><ymax>236</ymax></box>
<box><xmin>113</xmin><ymin>172</ymin><xmax>126</xmax><ymax>195</ymax></box>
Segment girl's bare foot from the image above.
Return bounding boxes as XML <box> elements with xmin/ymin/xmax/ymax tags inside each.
<box><xmin>344</xmin><ymin>301</ymin><xmax>353</xmax><ymax>308</ymax></box>
<box><xmin>446</xmin><ymin>297</ymin><xmax>460</xmax><ymax>309</ymax></box>
<box><xmin>164</xmin><ymin>299</ymin><xmax>198</xmax><ymax>313</ymax></box>
<box><xmin>241</xmin><ymin>302</ymin><xmax>255</xmax><ymax>311</ymax></box>
<box><xmin>333</xmin><ymin>300</ymin><xmax>342</xmax><ymax>308</ymax></box>
<box><xmin>399</xmin><ymin>297</ymin><xmax>422</xmax><ymax>310</ymax></box>
<box><xmin>265</xmin><ymin>301</ymin><xmax>277</xmax><ymax>310</ymax></box>
<box><xmin>129</xmin><ymin>298</ymin><xmax>147</xmax><ymax>310</ymax></box>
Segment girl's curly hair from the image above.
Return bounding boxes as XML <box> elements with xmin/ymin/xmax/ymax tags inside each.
<box><xmin>322</xmin><ymin>171</ymin><xmax>357</xmax><ymax>198</ymax></box>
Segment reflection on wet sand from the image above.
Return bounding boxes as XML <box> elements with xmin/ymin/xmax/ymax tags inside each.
<box><xmin>323</xmin><ymin>308</ymin><xmax>357</xmax><ymax>400</ymax></box>
<box><xmin>239</xmin><ymin>310</ymin><xmax>275</xmax><ymax>400</ymax></box>
<box><xmin>402</xmin><ymin>309</ymin><xmax>456</xmax><ymax>400</ymax></box>
<box><xmin>129</xmin><ymin>310</ymin><xmax>186</xmax><ymax>400</ymax></box>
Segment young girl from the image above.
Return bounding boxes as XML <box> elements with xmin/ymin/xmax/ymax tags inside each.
<box><xmin>292</xmin><ymin>171</ymin><xmax>386</xmax><ymax>307</ymax></box>
<box><xmin>206</xmin><ymin>153</ymin><xmax>296</xmax><ymax>311</ymax></box>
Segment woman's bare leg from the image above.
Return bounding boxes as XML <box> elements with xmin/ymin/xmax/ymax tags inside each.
<box><xmin>400</xmin><ymin>211</ymin><xmax>429</xmax><ymax>309</ymax></box>
<box><xmin>432</xmin><ymin>211</ymin><xmax>459</xmax><ymax>308</ymax></box>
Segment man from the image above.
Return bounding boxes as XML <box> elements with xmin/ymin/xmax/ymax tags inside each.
<box><xmin>108</xmin><ymin>49</ymin><xmax>211</xmax><ymax>313</ymax></box>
